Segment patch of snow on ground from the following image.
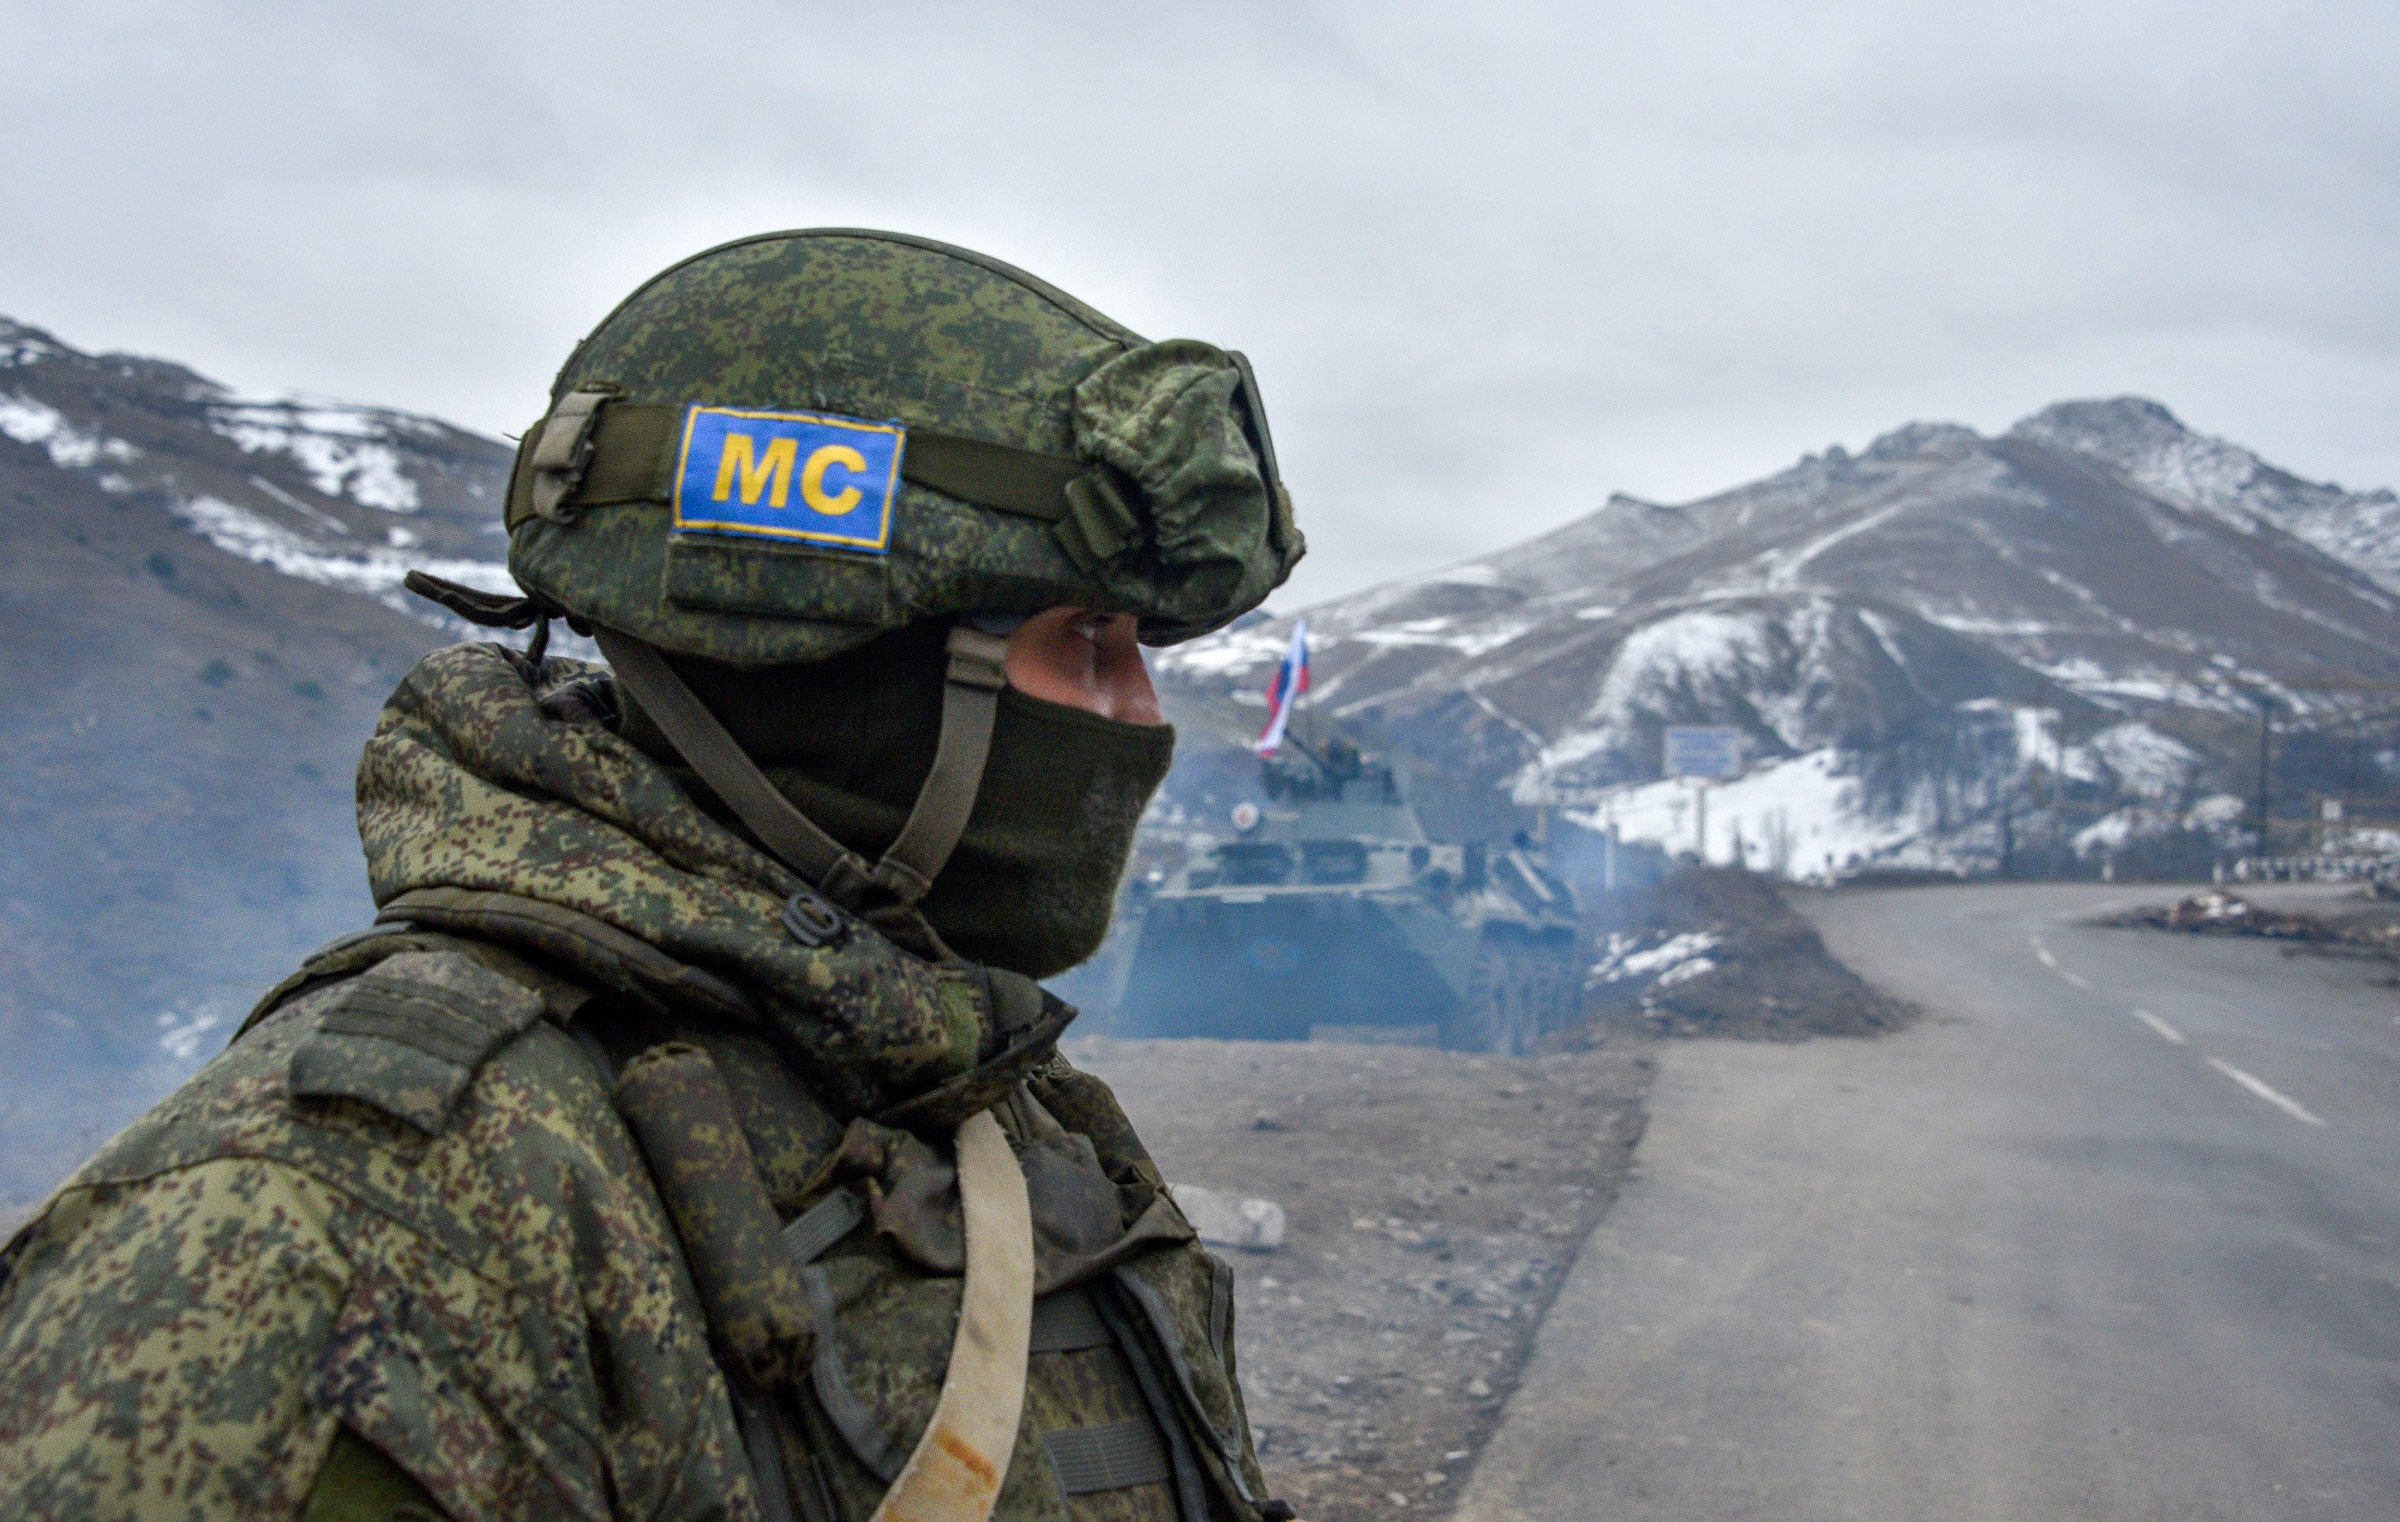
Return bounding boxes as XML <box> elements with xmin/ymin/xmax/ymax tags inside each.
<box><xmin>2073</xmin><ymin>811</ymin><xmax>2140</xmax><ymax>854</ymax></box>
<box><xmin>1300</xmin><ymin>557</ymin><xmax>1518</xmax><ymax>631</ymax></box>
<box><xmin>2326</xmin><ymin>827</ymin><xmax>2400</xmax><ymax>855</ymax></box>
<box><xmin>169</xmin><ymin>495</ymin><xmax>514</xmax><ymax>609</ymax></box>
<box><xmin>2030</xmin><ymin>659</ymin><xmax>2244</xmax><ymax>710</ymax></box>
<box><xmin>1353</xmin><ymin>616</ymin><xmax>1456</xmax><ymax>649</ymax></box>
<box><xmin>1590</xmin><ymin>930</ymin><xmax>1721</xmax><ymax>987</ymax></box>
<box><xmin>1570</xmin><ymin>748</ymin><xmax>1929</xmax><ymax>882</ymax></box>
<box><xmin>1923</xmin><ymin>614</ymin><xmax>2057</xmax><ymax>638</ymax></box>
<box><xmin>1766</xmin><ymin>501</ymin><xmax>1910</xmax><ymax>588</ymax></box>
<box><xmin>0</xmin><ymin>394</ymin><xmax>135</xmax><ymax>469</ymax></box>
<box><xmin>1518</xmin><ymin>601</ymin><xmax>1835</xmax><ymax>797</ymax></box>
<box><xmin>209</xmin><ymin>401</ymin><xmax>422</xmax><ymax>512</ymax></box>
<box><xmin>2088</xmin><ymin>722</ymin><xmax>2199</xmax><ymax>798</ymax></box>
<box><xmin>0</xmin><ymin>333</ymin><xmax>56</xmax><ymax>367</ymax></box>
<box><xmin>1653</xmin><ymin>954</ymin><xmax>1719</xmax><ymax>988</ymax></box>
<box><xmin>1155</xmin><ymin>622</ymin><xmax>1290</xmax><ymax>678</ymax></box>
<box><xmin>1428</xmin><ymin>563</ymin><xmax>1501</xmax><ymax>587</ymax></box>
<box><xmin>1350</xmin><ymin>613</ymin><xmax>1536</xmax><ymax>660</ymax></box>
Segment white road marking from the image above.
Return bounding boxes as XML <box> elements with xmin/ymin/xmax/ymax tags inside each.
<box><xmin>2131</xmin><ymin>1009</ymin><xmax>2187</xmax><ymax>1045</ymax></box>
<box><xmin>2207</xmin><ymin>1058</ymin><xmax>2327</xmax><ymax>1126</ymax></box>
<box><xmin>2027</xmin><ymin>934</ymin><xmax>2086</xmax><ymax>986</ymax></box>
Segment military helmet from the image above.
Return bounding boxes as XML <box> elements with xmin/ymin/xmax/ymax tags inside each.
<box><xmin>501</xmin><ymin>228</ymin><xmax>1302</xmax><ymax>667</ymax></box>
<box><xmin>421</xmin><ymin>230</ymin><xmax>1304</xmax><ymax>915</ymax></box>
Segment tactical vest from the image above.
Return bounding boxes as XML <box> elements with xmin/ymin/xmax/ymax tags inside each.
<box><xmin>219</xmin><ymin>906</ymin><xmax>1287</xmax><ymax>1522</ymax></box>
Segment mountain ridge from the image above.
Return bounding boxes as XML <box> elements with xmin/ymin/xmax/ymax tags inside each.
<box><xmin>0</xmin><ymin>315</ymin><xmax>517</xmax><ymax>1198</ymax></box>
<box><xmin>1157</xmin><ymin>397</ymin><xmax>2400</xmax><ymax>881</ymax></box>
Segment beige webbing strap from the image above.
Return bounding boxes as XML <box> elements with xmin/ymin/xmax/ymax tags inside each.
<box><xmin>870</xmin><ymin>626</ymin><xmax>1009</xmax><ymax>903</ymax></box>
<box><xmin>870</xmin><ymin>1108</ymin><xmax>1034</xmax><ymax>1522</ymax></box>
<box><xmin>594</xmin><ymin>629</ymin><xmax>883</xmax><ymax>905</ymax></box>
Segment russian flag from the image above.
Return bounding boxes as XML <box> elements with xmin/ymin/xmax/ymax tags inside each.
<box><xmin>1254</xmin><ymin>618</ymin><xmax>1310</xmax><ymax>756</ymax></box>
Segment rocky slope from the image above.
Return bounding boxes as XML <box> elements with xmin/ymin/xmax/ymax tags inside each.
<box><xmin>1159</xmin><ymin>400</ymin><xmax>2400</xmax><ymax>880</ymax></box>
<box><xmin>0</xmin><ymin>318</ymin><xmax>514</xmax><ymax>1198</ymax></box>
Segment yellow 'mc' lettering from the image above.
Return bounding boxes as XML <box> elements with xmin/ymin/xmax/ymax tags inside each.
<box><xmin>800</xmin><ymin>444</ymin><xmax>868</xmax><ymax>516</ymax></box>
<box><xmin>712</xmin><ymin>434</ymin><xmax>800</xmax><ymax>507</ymax></box>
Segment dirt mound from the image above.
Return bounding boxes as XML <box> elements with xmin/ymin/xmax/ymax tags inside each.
<box><xmin>2098</xmin><ymin>889</ymin><xmax>2334</xmax><ymax>940</ymax></box>
<box><xmin>1584</xmin><ymin>868</ymin><xmax>1915</xmax><ymax>1040</ymax></box>
<box><xmin>2098</xmin><ymin>888</ymin><xmax>2400</xmax><ymax>973</ymax></box>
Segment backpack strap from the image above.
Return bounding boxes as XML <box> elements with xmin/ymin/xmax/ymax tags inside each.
<box><xmin>865</xmin><ymin>1108</ymin><xmax>1033</xmax><ymax>1522</ymax></box>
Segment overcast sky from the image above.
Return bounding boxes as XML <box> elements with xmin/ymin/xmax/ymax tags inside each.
<box><xmin>5</xmin><ymin>1</ymin><xmax>2394</xmax><ymax>607</ymax></box>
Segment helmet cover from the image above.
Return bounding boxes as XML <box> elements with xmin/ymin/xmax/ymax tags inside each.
<box><xmin>503</xmin><ymin>229</ymin><xmax>1303</xmax><ymax>666</ymax></box>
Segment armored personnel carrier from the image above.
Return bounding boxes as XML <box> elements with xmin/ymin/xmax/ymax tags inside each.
<box><xmin>1116</xmin><ymin>737</ymin><xmax>1584</xmax><ymax>1053</ymax></box>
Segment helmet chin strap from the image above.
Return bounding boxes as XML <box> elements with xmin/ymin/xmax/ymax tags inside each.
<box><xmin>594</xmin><ymin>623</ymin><xmax>1011</xmax><ymax>911</ymax></box>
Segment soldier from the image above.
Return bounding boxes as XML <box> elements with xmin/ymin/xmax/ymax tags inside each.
<box><xmin>0</xmin><ymin>230</ymin><xmax>1304</xmax><ymax>1522</ymax></box>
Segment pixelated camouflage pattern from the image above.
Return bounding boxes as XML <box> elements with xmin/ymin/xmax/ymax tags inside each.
<box><xmin>0</xmin><ymin>966</ymin><xmax>759</xmax><ymax>1522</ymax></box>
<box><xmin>1115</xmin><ymin>1252</ymin><xmax>1274</xmax><ymax>1510</ymax></box>
<box><xmin>1019</xmin><ymin>1342</ymin><xmax>1180</xmax><ymax>1522</ymax></box>
<box><xmin>612</xmin><ymin>1043</ymin><xmax>813</xmax><ymax>1391</ymax></box>
<box><xmin>1068</xmin><ymin>339</ymin><xmax>1293</xmax><ymax>628</ymax></box>
<box><xmin>506</xmin><ymin>230</ymin><xmax>1301</xmax><ymax>667</ymax></box>
<box><xmin>654</xmin><ymin>1021</ymin><xmax>848</xmax><ymax>1216</ymax></box>
<box><xmin>0</xmin><ymin>641</ymin><xmax>1278</xmax><ymax>1521</ymax></box>
<box><xmin>563</xmin><ymin>231</ymin><xmax>1136</xmax><ymax>442</ymax></box>
<box><xmin>357</xmin><ymin>642</ymin><xmax>986</xmax><ymax>1118</ymax></box>
<box><xmin>284</xmin><ymin>950</ymin><xmax>546</xmax><ymax>1134</ymax></box>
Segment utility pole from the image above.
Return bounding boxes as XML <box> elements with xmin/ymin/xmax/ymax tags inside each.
<box><xmin>2254</xmin><ymin>691</ymin><xmax>2275</xmax><ymax>860</ymax></box>
<box><xmin>1998</xmin><ymin>785</ymin><xmax>2015</xmax><ymax>879</ymax></box>
<box><xmin>2041</xmin><ymin>707</ymin><xmax>2061</xmax><ymax>880</ymax></box>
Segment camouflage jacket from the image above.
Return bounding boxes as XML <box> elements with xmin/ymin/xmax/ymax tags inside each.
<box><xmin>0</xmin><ymin>644</ymin><xmax>1275</xmax><ymax>1522</ymax></box>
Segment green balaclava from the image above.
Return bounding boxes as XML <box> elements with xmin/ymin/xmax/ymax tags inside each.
<box><xmin>407</xmin><ymin>229</ymin><xmax>1302</xmax><ymax>982</ymax></box>
<box><xmin>618</xmin><ymin>620</ymin><xmax>1173</xmax><ymax>979</ymax></box>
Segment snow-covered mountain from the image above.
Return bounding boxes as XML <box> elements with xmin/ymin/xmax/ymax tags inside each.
<box><xmin>0</xmin><ymin>316</ymin><xmax>513</xmax><ymax>607</ymax></box>
<box><xmin>0</xmin><ymin>317</ymin><xmax>515</xmax><ymax>1199</ymax></box>
<box><xmin>2010</xmin><ymin>399</ymin><xmax>2400</xmax><ymax>594</ymax></box>
<box><xmin>1161</xmin><ymin>399</ymin><xmax>2400</xmax><ymax>880</ymax></box>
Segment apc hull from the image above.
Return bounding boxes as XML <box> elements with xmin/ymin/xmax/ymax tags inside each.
<box><xmin>1118</xmin><ymin>893</ymin><xmax>1580</xmax><ymax>1054</ymax></box>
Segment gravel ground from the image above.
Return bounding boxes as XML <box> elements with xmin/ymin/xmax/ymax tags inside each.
<box><xmin>1068</xmin><ymin>1032</ymin><xmax>1654</xmax><ymax>1522</ymax></box>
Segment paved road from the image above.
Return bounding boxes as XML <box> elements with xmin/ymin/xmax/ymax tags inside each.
<box><xmin>1454</xmin><ymin>882</ymin><xmax>2400</xmax><ymax>1522</ymax></box>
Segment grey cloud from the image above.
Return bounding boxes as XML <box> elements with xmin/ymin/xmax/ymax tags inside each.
<box><xmin>2</xmin><ymin>1</ymin><xmax>2393</xmax><ymax>606</ymax></box>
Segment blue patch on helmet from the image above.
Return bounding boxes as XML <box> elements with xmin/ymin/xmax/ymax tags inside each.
<box><xmin>672</xmin><ymin>405</ymin><xmax>904</xmax><ymax>553</ymax></box>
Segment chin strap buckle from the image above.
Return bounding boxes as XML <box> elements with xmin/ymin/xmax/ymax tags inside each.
<box><xmin>781</xmin><ymin>884</ymin><xmax>849</xmax><ymax>948</ymax></box>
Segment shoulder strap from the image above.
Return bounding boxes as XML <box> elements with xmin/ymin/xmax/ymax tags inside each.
<box><xmin>285</xmin><ymin>951</ymin><xmax>546</xmax><ymax>1135</ymax></box>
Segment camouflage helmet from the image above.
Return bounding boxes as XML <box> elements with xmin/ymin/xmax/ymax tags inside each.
<box><xmin>500</xmin><ymin>228</ymin><xmax>1303</xmax><ymax>667</ymax></box>
<box><xmin>432</xmin><ymin>230</ymin><xmax>1303</xmax><ymax>914</ymax></box>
